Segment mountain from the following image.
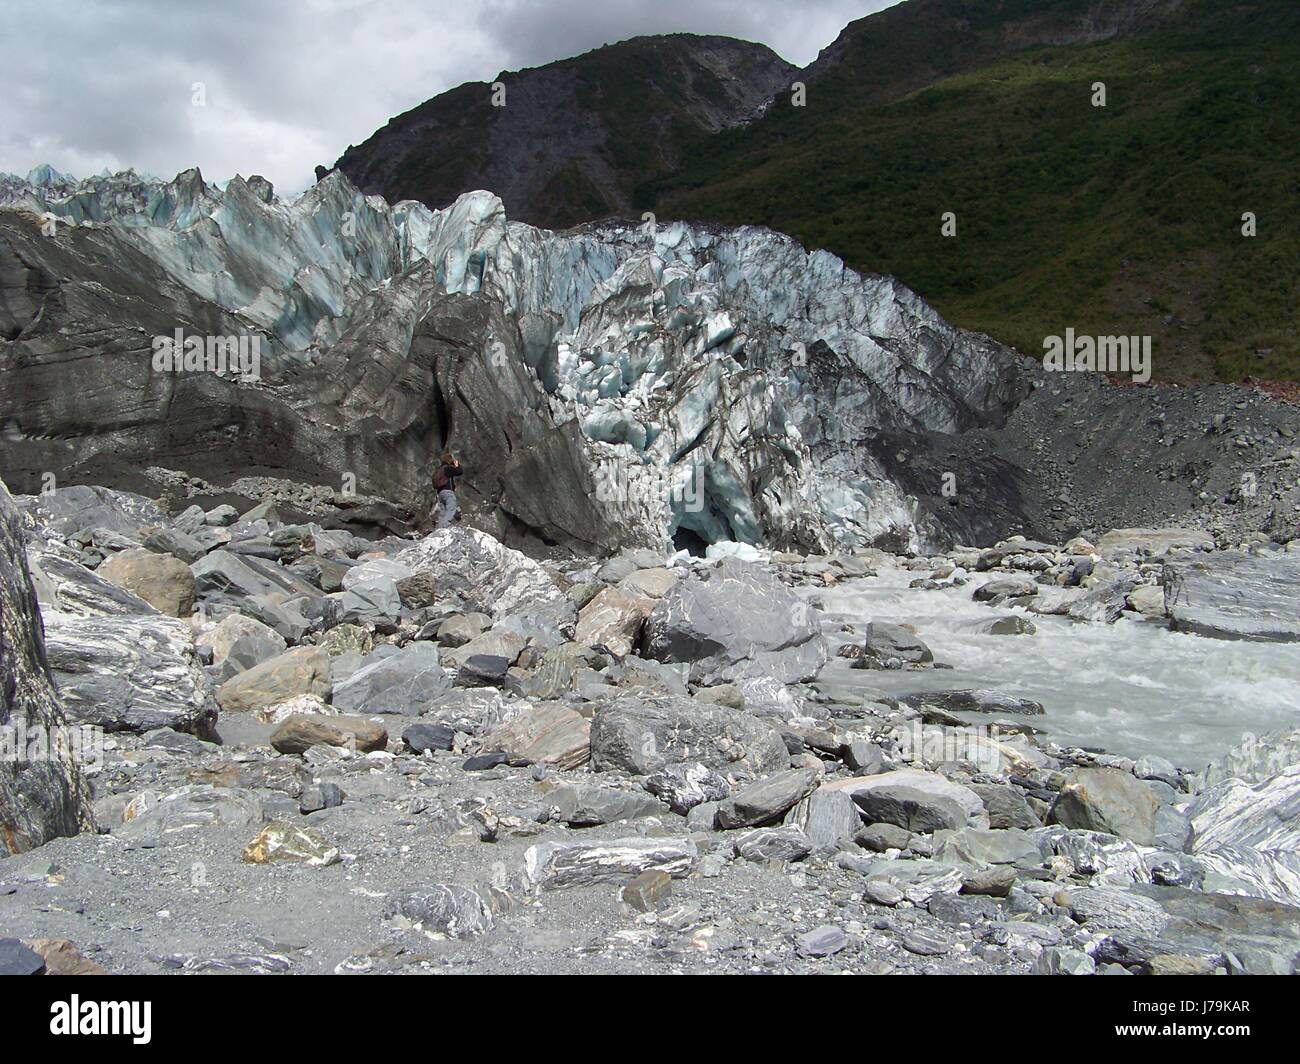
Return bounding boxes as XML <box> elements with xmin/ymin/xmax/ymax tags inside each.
<box><xmin>329</xmin><ymin>0</ymin><xmax>1299</xmax><ymax>383</ymax></box>
<box><xmin>654</xmin><ymin>0</ymin><xmax>1300</xmax><ymax>383</ymax></box>
<box><xmin>332</xmin><ymin>34</ymin><xmax>795</xmax><ymax>230</ymax></box>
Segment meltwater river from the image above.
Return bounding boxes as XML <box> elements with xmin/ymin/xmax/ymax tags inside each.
<box><xmin>810</xmin><ymin>566</ymin><xmax>1300</xmax><ymax>771</ymax></box>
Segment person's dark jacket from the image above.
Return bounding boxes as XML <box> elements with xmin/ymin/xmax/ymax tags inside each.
<box><xmin>434</xmin><ymin>461</ymin><xmax>464</xmax><ymax>491</ymax></box>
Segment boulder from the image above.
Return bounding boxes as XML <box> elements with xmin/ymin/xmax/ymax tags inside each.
<box><xmin>456</xmin><ymin>653</ymin><xmax>511</xmax><ymax>687</ymax></box>
<box><xmin>932</xmin><ymin>827</ymin><xmax>1041</xmax><ymax>867</ymax></box>
<box><xmin>436</xmin><ymin>613</ymin><xmax>486</xmax><ymax>647</ymax></box>
<box><xmin>643</xmin><ymin>762</ymin><xmax>731</xmax><ymax>814</ymax></box>
<box><xmin>861</xmin><ymin>860</ymin><xmax>964</xmax><ymax>905</ymax></box>
<box><xmin>820</xmin><ymin>770</ymin><xmax>987</xmax><ymax>833</ymax></box>
<box><xmin>401</xmin><ymin>722</ymin><xmax>455</xmax><ymax>754</ymax></box>
<box><xmin>42</xmin><ymin>612</ymin><xmax>219</xmax><ymax>738</ymax></box>
<box><xmin>693</xmin><ymin>683</ymin><xmax>745</xmax><ymax>710</ymax></box>
<box><xmin>1202</xmin><ymin>725</ymin><xmax>1300</xmax><ymax>787</ymax></box>
<box><xmin>477</xmin><ymin>702</ymin><xmax>590</xmax><ymax>769</ymax></box>
<box><xmin>1165</xmin><ymin>550</ymin><xmax>1300</xmax><ymax>642</ymax></box>
<box><xmin>333</xmin><ymin>578</ymin><xmax>402</xmax><ymax>628</ymax></box>
<box><xmin>1188</xmin><ymin>765</ymin><xmax>1300</xmax><ymax>854</ymax></box>
<box><xmin>574</xmin><ymin>586</ymin><xmax>650</xmax><ymax>657</ymax></box>
<box><xmin>26</xmin><ymin>550</ymin><xmax>156</xmax><ymax>617</ymax></box>
<box><xmin>590</xmin><ymin>691</ymin><xmax>788</xmax><ymax>778</ymax></box>
<box><xmin>332</xmin><ymin>642</ymin><xmax>450</xmax><ymax>715</ymax></box>
<box><xmin>242</xmin><ymin>821</ymin><xmax>340</xmax><ymax>866</ymax></box>
<box><xmin>316</xmin><ymin>623</ymin><xmax>373</xmax><ymax>657</ymax></box>
<box><xmin>623</xmin><ymin>869</ymin><xmax>672</xmax><ymax>912</ymax></box>
<box><xmin>792</xmin><ymin>788</ymin><xmax>861</xmax><ymax>854</ymax></box>
<box><xmin>895</xmin><ymin>689</ymin><xmax>1045</xmax><ymax>716</ymax></box>
<box><xmin>1048</xmin><ymin>767</ymin><xmax>1159</xmax><ymax>846</ymax></box>
<box><xmin>119</xmin><ymin>784</ymin><xmax>264</xmax><ymax>838</ymax></box>
<box><xmin>1034</xmin><ymin>948</ymin><xmax>1096</xmax><ymax>975</ymax></box>
<box><xmin>442</xmin><ymin>630</ymin><xmax>526</xmax><ymax>669</ymax></box>
<box><xmin>142</xmin><ymin>526</ymin><xmax>208</xmax><ymax>564</ymax></box>
<box><xmin>269</xmin><ymin>713</ymin><xmax>388</xmax><ymax>754</ymax></box>
<box><xmin>20</xmin><ymin>938</ymin><xmax>109</xmax><ymax>976</ymax></box>
<box><xmin>16</xmin><ymin>485</ymin><xmax>166</xmax><ymax>536</ymax></box>
<box><xmin>95</xmin><ymin>547</ymin><xmax>196</xmax><ymax>616</ymax></box>
<box><xmin>715</xmin><ymin>768</ymin><xmax>820</xmax><ymax>830</ymax></box>
<box><xmin>394</xmin><ymin>527</ymin><xmax>570</xmax><ymax>622</ymax></box>
<box><xmin>543</xmin><ymin>784</ymin><xmax>665</xmax><ymax>826</ymax></box>
<box><xmin>1057</xmin><ymin>887</ymin><xmax>1171</xmax><ymax>938</ymax></box>
<box><xmin>971</xmin><ymin>783</ymin><xmax>1042</xmax><ymax>830</ymax></box>
<box><xmin>1098</xmin><ymin>528</ymin><xmax>1214</xmax><ymax>558</ymax></box>
<box><xmin>198</xmin><ymin>614</ymin><xmax>286</xmax><ymax>669</ymax></box>
<box><xmin>215</xmin><ymin>646</ymin><xmax>330</xmax><ymax>714</ymax></box>
<box><xmin>0</xmin><ymin>480</ymin><xmax>95</xmax><ymax>853</ymax></box>
<box><xmin>192</xmin><ymin>549</ymin><xmax>317</xmax><ymax>605</ymax></box>
<box><xmin>1067</xmin><ymin>575</ymin><xmax>1141</xmax><ymax>624</ymax></box>
<box><xmin>733</xmin><ymin>826</ymin><xmax>813</xmax><ymax>863</ymax></box>
<box><xmin>1126</xmin><ymin>583</ymin><xmax>1166</xmax><ymax>617</ymax></box>
<box><xmin>860</xmin><ymin>622</ymin><xmax>933</xmax><ymax>666</ymax></box>
<box><xmin>617</xmin><ymin>568</ymin><xmax>678</xmax><ymax>598</ymax></box>
<box><xmin>384</xmin><ymin>886</ymin><xmax>494</xmax><ymax>937</ymax></box>
<box><xmin>524</xmin><ymin>837</ymin><xmax>697</xmax><ymax>888</ymax></box>
<box><xmin>640</xmin><ymin>559</ymin><xmax>827</xmax><ymax>684</ymax></box>
<box><xmin>973</xmin><ymin>577</ymin><xmax>1039</xmax><ymax>602</ymax></box>
<box><xmin>797</xmin><ymin>925</ymin><xmax>849</xmax><ymax>958</ymax></box>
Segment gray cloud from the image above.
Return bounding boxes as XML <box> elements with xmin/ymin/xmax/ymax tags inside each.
<box><xmin>0</xmin><ymin>0</ymin><xmax>894</xmax><ymax>197</ymax></box>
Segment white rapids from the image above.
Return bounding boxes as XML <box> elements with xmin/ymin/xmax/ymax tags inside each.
<box><xmin>813</xmin><ymin>566</ymin><xmax>1300</xmax><ymax>771</ymax></box>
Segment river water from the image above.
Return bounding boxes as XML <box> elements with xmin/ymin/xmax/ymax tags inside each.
<box><xmin>811</xmin><ymin>566</ymin><xmax>1300</xmax><ymax>771</ymax></box>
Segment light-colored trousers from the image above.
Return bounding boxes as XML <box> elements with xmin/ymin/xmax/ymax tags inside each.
<box><xmin>435</xmin><ymin>489</ymin><xmax>458</xmax><ymax>528</ymax></box>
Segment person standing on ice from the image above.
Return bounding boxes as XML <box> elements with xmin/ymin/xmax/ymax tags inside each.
<box><xmin>432</xmin><ymin>451</ymin><xmax>464</xmax><ymax>528</ymax></box>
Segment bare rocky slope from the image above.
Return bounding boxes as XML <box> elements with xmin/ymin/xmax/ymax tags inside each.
<box><xmin>332</xmin><ymin>34</ymin><xmax>796</xmax><ymax>230</ymax></box>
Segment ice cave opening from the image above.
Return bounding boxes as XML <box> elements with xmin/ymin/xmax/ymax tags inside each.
<box><xmin>671</xmin><ymin>525</ymin><xmax>711</xmax><ymax>557</ymax></box>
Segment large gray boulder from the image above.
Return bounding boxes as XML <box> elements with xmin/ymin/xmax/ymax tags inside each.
<box><xmin>15</xmin><ymin>486</ymin><xmax>167</xmax><ymax>537</ymax></box>
<box><xmin>26</xmin><ymin>550</ymin><xmax>157</xmax><ymax>617</ymax></box>
<box><xmin>543</xmin><ymin>784</ymin><xmax>665</xmax><ymax>826</ymax></box>
<box><xmin>332</xmin><ymin>642</ymin><xmax>451</xmax><ymax>716</ymax></box>
<box><xmin>42</xmin><ymin>611</ymin><xmax>219</xmax><ymax>738</ymax></box>
<box><xmin>523</xmin><ymin>837</ymin><xmax>697</xmax><ymax>888</ymax></box>
<box><xmin>820</xmin><ymin>770</ymin><xmax>987</xmax><ymax>833</ymax></box>
<box><xmin>1189</xmin><ymin>765</ymin><xmax>1300</xmax><ymax>854</ymax></box>
<box><xmin>640</xmin><ymin>560</ymin><xmax>827</xmax><ymax>684</ymax></box>
<box><xmin>1047</xmin><ymin>767</ymin><xmax>1159</xmax><ymax>846</ymax></box>
<box><xmin>1165</xmin><ymin>550</ymin><xmax>1300</xmax><ymax>642</ymax></box>
<box><xmin>197</xmin><ymin>614</ymin><xmax>287</xmax><ymax>683</ymax></box>
<box><xmin>859</xmin><ymin>622</ymin><xmax>933</xmax><ymax>667</ymax></box>
<box><xmin>0</xmin><ymin>480</ymin><xmax>95</xmax><ymax>853</ymax></box>
<box><xmin>590</xmin><ymin>690</ymin><xmax>788</xmax><ymax>779</ymax></box>
<box><xmin>192</xmin><ymin>550</ymin><xmax>318</xmax><ymax>607</ymax></box>
<box><xmin>715</xmin><ymin>768</ymin><xmax>820</xmax><ymax>830</ymax></box>
<box><xmin>1202</xmin><ymin>725</ymin><xmax>1300</xmax><ymax>788</ymax></box>
<box><xmin>395</xmin><ymin>528</ymin><xmax>574</xmax><ymax>631</ymax></box>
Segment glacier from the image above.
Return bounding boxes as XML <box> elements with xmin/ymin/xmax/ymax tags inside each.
<box><xmin>0</xmin><ymin>166</ymin><xmax>1031</xmax><ymax>554</ymax></box>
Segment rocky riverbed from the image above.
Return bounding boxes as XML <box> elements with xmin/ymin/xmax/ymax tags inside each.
<box><xmin>2</xmin><ymin>479</ymin><xmax>1299</xmax><ymax>976</ymax></box>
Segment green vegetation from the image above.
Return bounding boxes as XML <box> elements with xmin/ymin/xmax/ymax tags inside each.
<box><xmin>653</xmin><ymin>0</ymin><xmax>1300</xmax><ymax>382</ymax></box>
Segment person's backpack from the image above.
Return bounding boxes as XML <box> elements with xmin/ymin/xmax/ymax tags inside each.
<box><xmin>432</xmin><ymin>465</ymin><xmax>450</xmax><ymax>491</ymax></box>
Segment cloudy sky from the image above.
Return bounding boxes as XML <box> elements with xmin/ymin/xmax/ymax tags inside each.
<box><xmin>2</xmin><ymin>0</ymin><xmax>897</xmax><ymax>196</ymax></box>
